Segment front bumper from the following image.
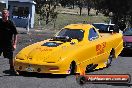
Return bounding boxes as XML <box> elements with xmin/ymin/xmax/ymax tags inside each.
<box><xmin>14</xmin><ymin>61</ymin><xmax>70</xmax><ymax>74</ymax></box>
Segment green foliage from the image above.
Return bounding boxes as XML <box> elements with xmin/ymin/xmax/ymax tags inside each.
<box><xmin>34</xmin><ymin>13</ymin><xmax>108</xmax><ymax>30</ymax></box>
<box><xmin>93</xmin><ymin>0</ymin><xmax>132</xmax><ymax>27</ymax></box>
<box><xmin>35</xmin><ymin>0</ymin><xmax>58</xmax><ymax>25</ymax></box>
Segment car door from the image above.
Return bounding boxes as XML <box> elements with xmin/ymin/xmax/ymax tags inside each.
<box><xmin>85</xmin><ymin>28</ymin><xmax>100</xmax><ymax>64</ymax></box>
<box><xmin>77</xmin><ymin>28</ymin><xmax>99</xmax><ymax>64</ymax></box>
<box><xmin>87</xmin><ymin>28</ymin><xmax>107</xmax><ymax>64</ymax></box>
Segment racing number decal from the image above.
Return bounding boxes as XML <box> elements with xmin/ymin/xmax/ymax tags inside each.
<box><xmin>96</xmin><ymin>42</ymin><xmax>106</xmax><ymax>55</ymax></box>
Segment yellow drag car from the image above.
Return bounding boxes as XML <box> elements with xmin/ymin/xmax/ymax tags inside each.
<box><xmin>14</xmin><ymin>24</ymin><xmax>123</xmax><ymax>74</ymax></box>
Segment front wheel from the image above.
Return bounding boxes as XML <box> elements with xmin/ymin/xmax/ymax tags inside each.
<box><xmin>69</xmin><ymin>62</ymin><xmax>76</xmax><ymax>75</ymax></box>
<box><xmin>76</xmin><ymin>76</ymin><xmax>86</xmax><ymax>85</ymax></box>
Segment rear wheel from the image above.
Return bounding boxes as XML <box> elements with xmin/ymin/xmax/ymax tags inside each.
<box><xmin>105</xmin><ymin>49</ymin><xmax>115</xmax><ymax>67</ymax></box>
<box><xmin>105</xmin><ymin>54</ymin><xmax>113</xmax><ymax>67</ymax></box>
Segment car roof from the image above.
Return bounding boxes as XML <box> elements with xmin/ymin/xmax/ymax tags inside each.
<box><xmin>64</xmin><ymin>24</ymin><xmax>94</xmax><ymax>31</ymax></box>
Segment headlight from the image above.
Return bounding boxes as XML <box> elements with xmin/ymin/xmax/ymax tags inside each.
<box><xmin>15</xmin><ymin>52</ymin><xmax>27</xmax><ymax>60</ymax></box>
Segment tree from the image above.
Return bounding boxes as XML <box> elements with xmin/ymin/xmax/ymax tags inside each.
<box><xmin>35</xmin><ymin>0</ymin><xmax>59</xmax><ymax>26</ymax></box>
<box><xmin>84</xmin><ymin>0</ymin><xmax>93</xmax><ymax>16</ymax></box>
<box><xmin>77</xmin><ymin>0</ymin><xmax>84</xmax><ymax>16</ymax></box>
<box><xmin>93</xmin><ymin>0</ymin><xmax>132</xmax><ymax>28</ymax></box>
<box><xmin>35</xmin><ymin>0</ymin><xmax>46</xmax><ymax>14</ymax></box>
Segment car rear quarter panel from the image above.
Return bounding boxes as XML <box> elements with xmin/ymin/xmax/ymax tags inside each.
<box><xmin>100</xmin><ymin>33</ymin><xmax>123</xmax><ymax>58</ymax></box>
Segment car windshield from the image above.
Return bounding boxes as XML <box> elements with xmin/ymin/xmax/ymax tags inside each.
<box><xmin>56</xmin><ymin>28</ymin><xmax>84</xmax><ymax>41</ymax></box>
<box><xmin>123</xmin><ymin>28</ymin><xmax>132</xmax><ymax>36</ymax></box>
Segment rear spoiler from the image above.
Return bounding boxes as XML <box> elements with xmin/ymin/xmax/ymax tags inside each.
<box><xmin>107</xmin><ymin>24</ymin><xmax>120</xmax><ymax>33</ymax></box>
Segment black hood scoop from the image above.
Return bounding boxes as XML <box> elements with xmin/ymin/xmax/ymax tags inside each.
<box><xmin>42</xmin><ymin>42</ymin><xmax>63</xmax><ymax>47</ymax></box>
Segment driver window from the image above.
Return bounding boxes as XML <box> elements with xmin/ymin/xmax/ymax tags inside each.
<box><xmin>88</xmin><ymin>28</ymin><xmax>99</xmax><ymax>41</ymax></box>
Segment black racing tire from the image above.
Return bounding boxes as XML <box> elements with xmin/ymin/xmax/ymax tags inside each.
<box><xmin>105</xmin><ymin>54</ymin><xmax>113</xmax><ymax>67</ymax></box>
<box><xmin>86</xmin><ymin>64</ymin><xmax>98</xmax><ymax>72</ymax></box>
<box><xmin>76</xmin><ymin>76</ymin><xmax>86</xmax><ymax>85</ymax></box>
<box><xmin>69</xmin><ymin>61</ymin><xmax>76</xmax><ymax>75</ymax></box>
<box><xmin>16</xmin><ymin>70</ymin><xmax>25</xmax><ymax>75</ymax></box>
<box><xmin>86</xmin><ymin>64</ymin><xmax>94</xmax><ymax>72</ymax></box>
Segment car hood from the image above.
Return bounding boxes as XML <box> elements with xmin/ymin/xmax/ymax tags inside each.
<box><xmin>123</xmin><ymin>36</ymin><xmax>132</xmax><ymax>42</ymax></box>
<box><xmin>16</xmin><ymin>39</ymin><xmax>80</xmax><ymax>63</ymax></box>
